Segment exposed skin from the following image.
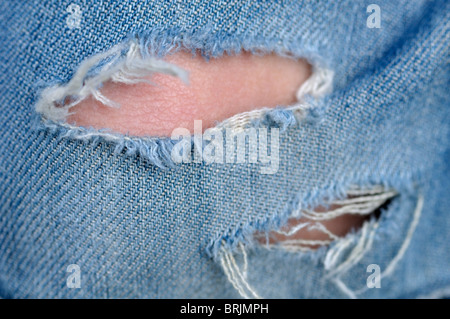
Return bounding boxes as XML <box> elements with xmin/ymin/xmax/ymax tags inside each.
<box><xmin>256</xmin><ymin>205</ymin><xmax>371</xmax><ymax>249</ymax></box>
<box><xmin>68</xmin><ymin>52</ymin><xmax>364</xmax><ymax>244</ymax></box>
<box><xmin>68</xmin><ymin>51</ymin><xmax>311</xmax><ymax>136</ymax></box>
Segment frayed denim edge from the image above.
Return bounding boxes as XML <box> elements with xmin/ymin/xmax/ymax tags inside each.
<box><xmin>206</xmin><ymin>177</ymin><xmax>422</xmax><ymax>259</ymax></box>
<box><xmin>210</xmin><ymin>179</ymin><xmax>423</xmax><ymax>299</ymax></box>
<box><xmin>33</xmin><ymin>106</ymin><xmax>313</xmax><ymax>170</ymax></box>
<box><xmin>33</xmin><ymin>30</ymin><xmax>334</xmax><ymax>169</ymax></box>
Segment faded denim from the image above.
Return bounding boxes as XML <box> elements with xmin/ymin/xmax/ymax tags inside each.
<box><xmin>0</xmin><ymin>0</ymin><xmax>449</xmax><ymax>298</ymax></box>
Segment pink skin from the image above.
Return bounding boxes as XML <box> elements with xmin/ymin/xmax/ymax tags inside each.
<box><xmin>256</xmin><ymin>205</ymin><xmax>371</xmax><ymax>249</ymax></box>
<box><xmin>67</xmin><ymin>51</ymin><xmax>311</xmax><ymax>136</ymax></box>
<box><xmin>68</xmin><ymin>51</ymin><xmax>362</xmax><ymax>243</ymax></box>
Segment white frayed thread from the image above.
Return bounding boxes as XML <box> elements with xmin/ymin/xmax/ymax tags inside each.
<box><xmin>221</xmin><ymin>187</ymin><xmax>410</xmax><ymax>299</ymax></box>
<box><xmin>36</xmin><ymin>39</ymin><xmax>333</xmax><ymax>139</ymax></box>
<box><xmin>52</xmin><ymin>121</ymin><xmax>155</xmax><ymax>143</ymax></box>
<box><xmin>381</xmin><ymin>194</ymin><xmax>423</xmax><ymax>279</ymax></box>
<box><xmin>215</xmin><ymin>65</ymin><xmax>334</xmax><ymax>131</ymax></box>
<box><xmin>346</xmin><ymin>185</ymin><xmax>387</xmax><ymax>196</ymax></box>
<box><xmin>271</xmin><ymin>238</ymin><xmax>333</xmax><ymax>246</ymax></box>
<box><xmin>287</xmin><ymin>186</ymin><xmax>397</xmax><ymax>219</ymax></box>
<box><xmin>219</xmin><ymin>243</ymin><xmax>262</xmax><ymax>299</ymax></box>
<box><xmin>274</xmin><ymin>221</ymin><xmax>310</xmax><ymax>236</ymax></box>
<box><xmin>324</xmin><ymin>220</ymin><xmax>379</xmax><ymax>299</ymax></box>
<box><xmin>36</xmin><ymin>41</ymin><xmax>189</xmax><ymax>122</ymax></box>
<box><xmin>302</xmin><ymin>190</ymin><xmax>397</xmax><ymax>221</ymax></box>
<box><xmin>260</xmin><ymin>222</ymin><xmax>336</xmax><ymax>251</ymax></box>
<box><xmin>324</xmin><ymin>219</ymin><xmax>379</xmax><ymax>278</ymax></box>
<box><xmin>307</xmin><ymin>222</ymin><xmax>340</xmax><ymax>240</ymax></box>
<box><xmin>255</xmin><ymin>186</ymin><xmax>397</xmax><ymax>252</ymax></box>
<box><xmin>264</xmin><ymin>245</ymin><xmax>316</xmax><ymax>253</ymax></box>
<box><xmin>333</xmin><ymin>278</ymin><xmax>358</xmax><ymax>299</ymax></box>
<box><xmin>254</xmin><ymin>185</ymin><xmax>396</xmax><ymax>297</ymax></box>
<box><xmin>295</xmin><ymin>66</ymin><xmax>334</xmax><ymax>100</ymax></box>
<box><xmin>332</xmin><ymin>194</ymin><xmax>424</xmax><ymax>298</ymax></box>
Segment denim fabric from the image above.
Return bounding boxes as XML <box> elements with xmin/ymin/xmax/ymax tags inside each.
<box><xmin>0</xmin><ymin>0</ymin><xmax>449</xmax><ymax>298</ymax></box>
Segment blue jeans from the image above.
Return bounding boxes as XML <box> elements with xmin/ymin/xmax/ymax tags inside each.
<box><xmin>0</xmin><ymin>0</ymin><xmax>449</xmax><ymax>298</ymax></box>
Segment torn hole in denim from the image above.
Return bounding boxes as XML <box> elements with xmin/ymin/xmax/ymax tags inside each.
<box><xmin>35</xmin><ymin>39</ymin><xmax>332</xmax><ymax>128</ymax></box>
<box><xmin>34</xmin><ymin>37</ymin><xmax>333</xmax><ymax>168</ymax></box>
<box><xmin>217</xmin><ymin>186</ymin><xmax>424</xmax><ymax>299</ymax></box>
<box><xmin>254</xmin><ymin>185</ymin><xmax>397</xmax><ymax>252</ymax></box>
